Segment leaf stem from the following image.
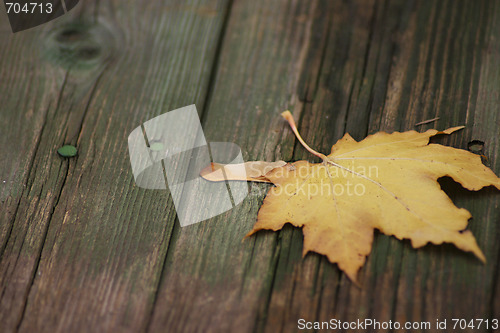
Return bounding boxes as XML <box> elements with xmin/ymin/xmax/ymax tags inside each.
<box><xmin>281</xmin><ymin>111</ymin><xmax>328</xmax><ymax>161</ymax></box>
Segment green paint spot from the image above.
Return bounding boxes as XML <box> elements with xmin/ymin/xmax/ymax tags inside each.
<box><xmin>57</xmin><ymin>145</ymin><xmax>78</xmax><ymax>157</ymax></box>
<box><xmin>149</xmin><ymin>142</ymin><xmax>164</xmax><ymax>151</ymax></box>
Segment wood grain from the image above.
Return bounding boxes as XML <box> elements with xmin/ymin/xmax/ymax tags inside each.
<box><xmin>1</xmin><ymin>0</ymin><xmax>231</xmax><ymax>331</ymax></box>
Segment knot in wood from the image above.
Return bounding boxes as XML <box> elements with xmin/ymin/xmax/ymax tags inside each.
<box><xmin>44</xmin><ymin>21</ymin><xmax>115</xmax><ymax>70</ymax></box>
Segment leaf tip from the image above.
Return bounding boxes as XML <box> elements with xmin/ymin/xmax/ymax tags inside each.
<box><xmin>475</xmin><ymin>248</ymin><xmax>486</xmax><ymax>264</ymax></box>
<box><xmin>437</xmin><ymin>126</ymin><xmax>465</xmax><ymax>135</ymax></box>
<box><xmin>281</xmin><ymin>110</ymin><xmax>293</xmax><ymax>119</ymax></box>
<box><xmin>343</xmin><ymin>269</ymin><xmax>361</xmax><ymax>287</ymax></box>
<box><xmin>244</xmin><ymin>229</ymin><xmax>257</xmax><ymax>239</ymax></box>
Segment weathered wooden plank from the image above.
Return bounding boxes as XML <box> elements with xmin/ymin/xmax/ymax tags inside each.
<box><xmin>147</xmin><ymin>0</ymin><xmax>326</xmax><ymax>332</ymax></box>
<box><xmin>0</xmin><ymin>0</ymin><xmax>231</xmax><ymax>332</ymax></box>
<box><xmin>0</xmin><ymin>0</ymin><xmax>65</xmax><ymax>284</ymax></box>
<box><xmin>0</xmin><ymin>2</ymin><xmax>108</xmax><ymax>330</ymax></box>
<box><xmin>260</xmin><ymin>0</ymin><xmax>385</xmax><ymax>329</ymax></box>
<box><xmin>472</xmin><ymin>0</ymin><xmax>500</xmax><ymax>323</ymax></box>
<box><xmin>257</xmin><ymin>0</ymin><xmax>500</xmax><ymax>331</ymax></box>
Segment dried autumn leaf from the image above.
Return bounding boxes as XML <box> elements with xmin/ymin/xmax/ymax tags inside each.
<box><xmin>200</xmin><ymin>161</ymin><xmax>286</xmax><ymax>183</ymax></box>
<box><xmin>243</xmin><ymin>111</ymin><xmax>500</xmax><ymax>282</ymax></box>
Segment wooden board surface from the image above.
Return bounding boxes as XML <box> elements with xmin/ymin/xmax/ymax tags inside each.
<box><xmin>1</xmin><ymin>0</ymin><xmax>499</xmax><ymax>332</ymax></box>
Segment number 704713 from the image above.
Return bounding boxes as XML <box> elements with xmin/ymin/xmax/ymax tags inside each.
<box><xmin>5</xmin><ymin>2</ymin><xmax>53</xmax><ymax>14</ymax></box>
<box><xmin>452</xmin><ymin>319</ymin><xmax>498</xmax><ymax>330</ymax></box>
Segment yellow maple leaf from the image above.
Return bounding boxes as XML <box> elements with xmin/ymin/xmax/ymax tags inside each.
<box><xmin>245</xmin><ymin>112</ymin><xmax>500</xmax><ymax>282</ymax></box>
